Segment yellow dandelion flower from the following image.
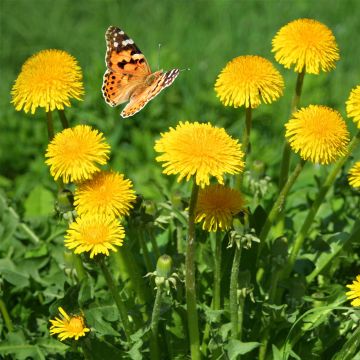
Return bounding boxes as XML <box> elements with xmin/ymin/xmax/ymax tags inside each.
<box><xmin>74</xmin><ymin>171</ymin><xmax>136</xmax><ymax>217</ymax></box>
<box><xmin>65</xmin><ymin>213</ymin><xmax>125</xmax><ymax>258</ymax></box>
<box><xmin>154</xmin><ymin>121</ymin><xmax>245</xmax><ymax>188</ymax></box>
<box><xmin>45</xmin><ymin>125</ymin><xmax>110</xmax><ymax>183</ymax></box>
<box><xmin>12</xmin><ymin>49</ymin><xmax>84</xmax><ymax>114</ymax></box>
<box><xmin>49</xmin><ymin>307</ymin><xmax>90</xmax><ymax>341</ymax></box>
<box><xmin>195</xmin><ymin>184</ymin><xmax>245</xmax><ymax>232</ymax></box>
<box><xmin>346</xmin><ymin>275</ymin><xmax>360</xmax><ymax>307</ymax></box>
<box><xmin>285</xmin><ymin>105</ymin><xmax>349</xmax><ymax>164</ymax></box>
<box><xmin>348</xmin><ymin>162</ymin><xmax>360</xmax><ymax>188</ymax></box>
<box><xmin>214</xmin><ymin>55</ymin><xmax>284</xmax><ymax>108</ymax></box>
<box><xmin>272</xmin><ymin>18</ymin><xmax>339</xmax><ymax>74</ymax></box>
<box><xmin>346</xmin><ymin>85</ymin><xmax>360</xmax><ymax>128</ymax></box>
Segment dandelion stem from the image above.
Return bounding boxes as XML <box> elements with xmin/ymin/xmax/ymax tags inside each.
<box><xmin>150</xmin><ymin>283</ymin><xmax>163</xmax><ymax>360</ymax></box>
<box><xmin>99</xmin><ymin>257</ymin><xmax>132</xmax><ymax>342</ymax></box>
<box><xmin>242</xmin><ymin>106</ymin><xmax>252</xmax><ymax>159</ymax></box>
<box><xmin>58</xmin><ymin>109</ymin><xmax>70</xmax><ymax>129</ymax></box>
<box><xmin>46</xmin><ymin>110</ymin><xmax>55</xmax><ymax>141</ymax></box>
<box><xmin>0</xmin><ymin>298</ymin><xmax>13</xmax><ymax>332</ymax></box>
<box><xmin>256</xmin><ymin>159</ymin><xmax>306</xmax><ymax>264</ymax></box>
<box><xmin>230</xmin><ymin>242</ymin><xmax>242</xmax><ymax>339</ymax></box>
<box><xmin>278</xmin><ymin>69</ymin><xmax>305</xmax><ymax>190</ymax></box>
<box><xmin>185</xmin><ymin>180</ymin><xmax>201</xmax><ymax>360</ymax></box>
<box><xmin>213</xmin><ymin>231</ymin><xmax>223</xmax><ymax>311</ymax></box>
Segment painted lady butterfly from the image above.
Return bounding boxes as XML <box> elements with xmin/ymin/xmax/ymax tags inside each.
<box><xmin>102</xmin><ymin>26</ymin><xmax>180</xmax><ymax>118</ymax></box>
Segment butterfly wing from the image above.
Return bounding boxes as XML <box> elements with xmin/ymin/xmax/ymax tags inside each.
<box><xmin>102</xmin><ymin>26</ymin><xmax>151</xmax><ymax>106</ymax></box>
<box><xmin>121</xmin><ymin>69</ymin><xmax>180</xmax><ymax>118</ymax></box>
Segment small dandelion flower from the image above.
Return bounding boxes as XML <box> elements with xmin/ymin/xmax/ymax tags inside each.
<box><xmin>285</xmin><ymin>105</ymin><xmax>349</xmax><ymax>164</ymax></box>
<box><xmin>214</xmin><ymin>55</ymin><xmax>284</xmax><ymax>108</ymax></box>
<box><xmin>49</xmin><ymin>307</ymin><xmax>90</xmax><ymax>341</ymax></box>
<box><xmin>195</xmin><ymin>184</ymin><xmax>245</xmax><ymax>232</ymax></box>
<box><xmin>348</xmin><ymin>162</ymin><xmax>360</xmax><ymax>188</ymax></box>
<box><xmin>272</xmin><ymin>18</ymin><xmax>339</xmax><ymax>74</ymax></box>
<box><xmin>346</xmin><ymin>275</ymin><xmax>360</xmax><ymax>306</ymax></box>
<box><xmin>12</xmin><ymin>49</ymin><xmax>84</xmax><ymax>114</ymax></box>
<box><xmin>155</xmin><ymin>121</ymin><xmax>245</xmax><ymax>187</ymax></box>
<box><xmin>74</xmin><ymin>171</ymin><xmax>136</xmax><ymax>217</ymax></box>
<box><xmin>45</xmin><ymin>125</ymin><xmax>110</xmax><ymax>183</ymax></box>
<box><xmin>346</xmin><ymin>85</ymin><xmax>360</xmax><ymax>128</ymax></box>
<box><xmin>65</xmin><ymin>213</ymin><xmax>125</xmax><ymax>258</ymax></box>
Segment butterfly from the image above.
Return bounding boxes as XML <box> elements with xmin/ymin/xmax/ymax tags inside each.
<box><xmin>102</xmin><ymin>26</ymin><xmax>180</xmax><ymax>118</ymax></box>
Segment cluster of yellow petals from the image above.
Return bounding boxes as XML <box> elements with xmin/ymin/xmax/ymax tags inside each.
<box><xmin>74</xmin><ymin>171</ymin><xmax>136</xmax><ymax>217</ymax></box>
<box><xmin>272</xmin><ymin>18</ymin><xmax>339</xmax><ymax>74</ymax></box>
<box><xmin>45</xmin><ymin>125</ymin><xmax>110</xmax><ymax>183</ymax></box>
<box><xmin>65</xmin><ymin>213</ymin><xmax>125</xmax><ymax>258</ymax></box>
<box><xmin>214</xmin><ymin>55</ymin><xmax>284</xmax><ymax>108</ymax></box>
<box><xmin>285</xmin><ymin>105</ymin><xmax>349</xmax><ymax>164</ymax></box>
<box><xmin>346</xmin><ymin>85</ymin><xmax>360</xmax><ymax>128</ymax></box>
<box><xmin>195</xmin><ymin>184</ymin><xmax>245</xmax><ymax>232</ymax></box>
<box><xmin>348</xmin><ymin>162</ymin><xmax>360</xmax><ymax>188</ymax></box>
<box><xmin>155</xmin><ymin>121</ymin><xmax>245</xmax><ymax>188</ymax></box>
<box><xmin>12</xmin><ymin>49</ymin><xmax>84</xmax><ymax>114</ymax></box>
<box><xmin>49</xmin><ymin>307</ymin><xmax>90</xmax><ymax>341</ymax></box>
<box><xmin>346</xmin><ymin>275</ymin><xmax>360</xmax><ymax>307</ymax></box>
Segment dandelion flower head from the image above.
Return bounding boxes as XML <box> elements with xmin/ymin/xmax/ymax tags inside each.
<box><xmin>272</xmin><ymin>18</ymin><xmax>339</xmax><ymax>74</ymax></box>
<box><xmin>49</xmin><ymin>307</ymin><xmax>90</xmax><ymax>341</ymax></box>
<box><xmin>195</xmin><ymin>184</ymin><xmax>245</xmax><ymax>232</ymax></box>
<box><xmin>346</xmin><ymin>275</ymin><xmax>360</xmax><ymax>307</ymax></box>
<box><xmin>45</xmin><ymin>125</ymin><xmax>110</xmax><ymax>183</ymax></box>
<box><xmin>214</xmin><ymin>55</ymin><xmax>284</xmax><ymax>108</ymax></box>
<box><xmin>74</xmin><ymin>171</ymin><xmax>136</xmax><ymax>217</ymax></box>
<box><xmin>65</xmin><ymin>213</ymin><xmax>125</xmax><ymax>258</ymax></box>
<box><xmin>285</xmin><ymin>105</ymin><xmax>349</xmax><ymax>164</ymax></box>
<box><xmin>155</xmin><ymin>121</ymin><xmax>245</xmax><ymax>188</ymax></box>
<box><xmin>12</xmin><ymin>49</ymin><xmax>84</xmax><ymax>114</ymax></box>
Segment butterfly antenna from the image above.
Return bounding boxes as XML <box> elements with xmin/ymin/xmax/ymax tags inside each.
<box><xmin>157</xmin><ymin>43</ymin><xmax>162</xmax><ymax>70</ymax></box>
<box><xmin>180</xmin><ymin>67</ymin><xmax>191</xmax><ymax>72</ymax></box>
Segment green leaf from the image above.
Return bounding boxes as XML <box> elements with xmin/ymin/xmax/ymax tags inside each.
<box><xmin>86</xmin><ymin>337</ymin><xmax>124</xmax><ymax>360</ymax></box>
<box><xmin>24</xmin><ymin>185</ymin><xmax>54</xmax><ymax>219</ymax></box>
<box><xmin>226</xmin><ymin>339</ymin><xmax>261</xmax><ymax>359</ymax></box>
<box><xmin>0</xmin><ymin>258</ymin><xmax>30</xmax><ymax>287</ymax></box>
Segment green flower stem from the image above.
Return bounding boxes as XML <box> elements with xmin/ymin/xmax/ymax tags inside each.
<box><xmin>58</xmin><ymin>109</ymin><xmax>70</xmax><ymax>129</ymax></box>
<box><xmin>99</xmin><ymin>257</ymin><xmax>132</xmax><ymax>342</ymax></box>
<box><xmin>282</xmin><ymin>130</ymin><xmax>360</xmax><ymax>282</ymax></box>
<box><xmin>185</xmin><ymin>180</ymin><xmax>201</xmax><ymax>360</ymax></box>
<box><xmin>46</xmin><ymin>110</ymin><xmax>54</xmax><ymax>141</ymax></box>
<box><xmin>230</xmin><ymin>242</ymin><xmax>242</xmax><ymax>339</ymax></box>
<box><xmin>113</xmin><ymin>248</ymin><xmax>151</xmax><ymax>306</ymax></box>
<box><xmin>242</xmin><ymin>106</ymin><xmax>252</xmax><ymax>159</ymax></box>
<box><xmin>256</xmin><ymin>159</ymin><xmax>306</xmax><ymax>265</ymax></box>
<box><xmin>278</xmin><ymin>69</ymin><xmax>305</xmax><ymax>190</ymax></box>
<box><xmin>150</xmin><ymin>284</ymin><xmax>164</xmax><ymax>360</ymax></box>
<box><xmin>236</xmin><ymin>107</ymin><xmax>252</xmax><ymax>189</ymax></box>
<box><xmin>306</xmin><ymin>220</ymin><xmax>360</xmax><ymax>284</ymax></box>
<box><xmin>213</xmin><ymin>231</ymin><xmax>223</xmax><ymax>310</ymax></box>
<box><xmin>0</xmin><ymin>298</ymin><xmax>13</xmax><ymax>332</ymax></box>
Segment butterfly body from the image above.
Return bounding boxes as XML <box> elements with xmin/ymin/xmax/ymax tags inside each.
<box><xmin>102</xmin><ymin>26</ymin><xmax>179</xmax><ymax>118</ymax></box>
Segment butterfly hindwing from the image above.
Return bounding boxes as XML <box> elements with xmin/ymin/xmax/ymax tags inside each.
<box><xmin>121</xmin><ymin>69</ymin><xmax>180</xmax><ymax>117</ymax></box>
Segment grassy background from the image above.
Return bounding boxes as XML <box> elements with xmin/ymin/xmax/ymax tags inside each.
<box><xmin>1</xmin><ymin>0</ymin><xmax>360</xmax><ymax>200</ymax></box>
